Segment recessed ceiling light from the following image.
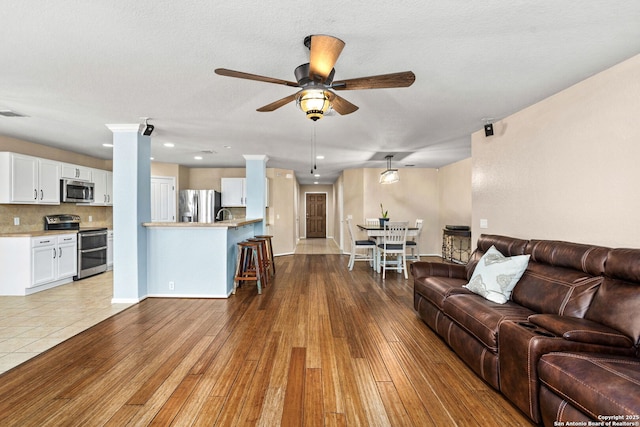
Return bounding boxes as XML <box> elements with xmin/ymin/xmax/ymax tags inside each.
<box><xmin>194</xmin><ymin>156</ymin><xmax>203</xmax><ymax>160</ymax></box>
<box><xmin>102</xmin><ymin>143</ymin><xmax>113</xmax><ymax>147</ymax></box>
<box><xmin>150</xmin><ymin>157</ymin><xmax>155</xmax><ymax>160</ymax></box>
<box><xmin>316</xmin><ymin>155</ymin><xmax>324</xmax><ymax>160</ymax></box>
<box><xmin>314</xmin><ymin>181</ymin><xmax>319</xmax><ymax>184</ymax></box>
<box><xmin>163</xmin><ymin>142</ymin><xmax>174</xmax><ymax>148</ymax></box>
<box><xmin>314</xmin><ymin>174</ymin><xmax>320</xmax><ymax>177</ymax></box>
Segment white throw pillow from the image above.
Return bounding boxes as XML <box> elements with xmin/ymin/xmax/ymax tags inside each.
<box><xmin>463</xmin><ymin>245</ymin><xmax>530</xmax><ymax>304</ymax></box>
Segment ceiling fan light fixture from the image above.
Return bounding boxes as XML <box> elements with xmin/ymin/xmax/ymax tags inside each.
<box><xmin>297</xmin><ymin>89</ymin><xmax>330</xmax><ymax>121</ymax></box>
<box><xmin>380</xmin><ymin>155</ymin><xmax>399</xmax><ymax>184</ymax></box>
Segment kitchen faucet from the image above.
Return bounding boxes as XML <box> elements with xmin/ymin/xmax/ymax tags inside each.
<box><xmin>216</xmin><ymin>208</ymin><xmax>232</xmax><ymax>221</ymax></box>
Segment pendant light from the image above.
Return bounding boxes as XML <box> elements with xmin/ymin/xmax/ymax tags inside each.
<box><xmin>379</xmin><ymin>155</ymin><xmax>399</xmax><ymax>184</ymax></box>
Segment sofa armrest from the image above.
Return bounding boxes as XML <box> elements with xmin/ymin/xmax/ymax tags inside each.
<box><xmin>528</xmin><ymin>314</ymin><xmax>634</xmax><ymax>348</ymax></box>
<box><xmin>410</xmin><ymin>261</ymin><xmax>467</xmax><ymax>280</ymax></box>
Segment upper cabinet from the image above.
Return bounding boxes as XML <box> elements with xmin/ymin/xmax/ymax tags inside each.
<box><xmin>221</xmin><ymin>177</ymin><xmax>246</xmax><ymax>207</ymax></box>
<box><xmin>61</xmin><ymin>163</ymin><xmax>92</xmax><ymax>181</ymax></box>
<box><xmin>221</xmin><ymin>177</ymin><xmax>269</xmax><ymax>208</ymax></box>
<box><xmin>90</xmin><ymin>168</ymin><xmax>113</xmax><ymax>206</ymax></box>
<box><xmin>0</xmin><ymin>152</ymin><xmax>60</xmax><ymax>204</ymax></box>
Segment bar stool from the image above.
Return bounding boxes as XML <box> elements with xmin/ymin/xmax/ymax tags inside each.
<box><xmin>248</xmin><ymin>238</ymin><xmax>270</xmax><ymax>287</ymax></box>
<box><xmin>255</xmin><ymin>234</ymin><xmax>275</xmax><ymax>276</ymax></box>
<box><xmin>234</xmin><ymin>241</ymin><xmax>264</xmax><ymax>294</ymax></box>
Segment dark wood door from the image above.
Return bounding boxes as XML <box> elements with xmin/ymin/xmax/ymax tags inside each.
<box><xmin>306</xmin><ymin>193</ymin><xmax>326</xmax><ymax>238</ymax></box>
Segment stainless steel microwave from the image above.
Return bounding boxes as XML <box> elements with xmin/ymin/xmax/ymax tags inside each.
<box><xmin>60</xmin><ymin>179</ymin><xmax>94</xmax><ymax>203</ymax></box>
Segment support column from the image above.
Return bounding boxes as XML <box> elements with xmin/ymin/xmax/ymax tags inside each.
<box><xmin>106</xmin><ymin>124</ymin><xmax>151</xmax><ymax>303</ymax></box>
<box><xmin>244</xmin><ymin>154</ymin><xmax>268</xmax><ymax>234</ymax></box>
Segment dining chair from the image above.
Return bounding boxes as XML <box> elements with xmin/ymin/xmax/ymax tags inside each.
<box><xmin>346</xmin><ymin>218</ymin><xmax>376</xmax><ymax>271</ymax></box>
<box><xmin>406</xmin><ymin>218</ymin><xmax>424</xmax><ymax>261</ymax></box>
<box><xmin>377</xmin><ymin>221</ymin><xmax>409</xmax><ymax>279</ymax></box>
<box><xmin>364</xmin><ymin>217</ymin><xmax>380</xmax><ymax>243</ymax></box>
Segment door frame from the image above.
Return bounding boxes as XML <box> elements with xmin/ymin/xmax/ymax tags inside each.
<box><xmin>304</xmin><ymin>191</ymin><xmax>328</xmax><ymax>238</ymax></box>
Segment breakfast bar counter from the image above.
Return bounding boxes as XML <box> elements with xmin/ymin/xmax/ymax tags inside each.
<box><xmin>142</xmin><ymin>218</ymin><xmax>263</xmax><ymax>298</ymax></box>
<box><xmin>142</xmin><ymin>218</ymin><xmax>262</xmax><ymax>229</ymax></box>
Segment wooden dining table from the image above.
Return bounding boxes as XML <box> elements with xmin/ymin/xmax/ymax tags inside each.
<box><xmin>357</xmin><ymin>224</ymin><xmax>419</xmax><ymax>273</ymax></box>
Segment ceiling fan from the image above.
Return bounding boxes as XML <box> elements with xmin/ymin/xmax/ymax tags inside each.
<box><xmin>215</xmin><ymin>35</ymin><xmax>416</xmax><ymax>121</ymax></box>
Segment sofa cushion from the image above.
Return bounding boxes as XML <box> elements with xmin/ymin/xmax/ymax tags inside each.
<box><xmin>442</xmin><ymin>294</ymin><xmax>535</xmax><ymax>352</ymax></box>
<box><xmin>511</xmin><ymin>262</ymin><xmax>602</xmax><ymax>317</ymax></box>
<box><xmin>538</xmin><ymin>352</ymin><xmax>640</xmax><ymax>419</ymax></box>
<box><xmin>585</xmin><ymin>248</ymin><xmax>640</xmax><ymax>345</ymax></box>
<box><xmin>526</xmin><ymin>239</ymin><xmax>609</xmax><ymax>276</ymax></box>
<box><xmin>414</xmin><ymin>276</ymin><xmax>471</xmax><ymax>309</ymax></box>
<box><xmin>528</xmin><ymin>314</ymin><xmax>635</xmax><ymax>348</ymax></box>
<box><xmin>463</xmin><ymin>245</ymin><xmax>530</xmax><ymax>304</ymax></box>
<box><xmin>465</xmin><ymin>234</ymin><xmax>529</xmax><ymax>280</ymax></box>
<box><xmin>585</xmin><ymin>278</ymin><xmax>640</xmax><ymax>345</ymax></box>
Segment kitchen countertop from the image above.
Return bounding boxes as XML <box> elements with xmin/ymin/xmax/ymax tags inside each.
<box><xmin>0</xmin><ymin>230</ymin><xmax>81</xmax><ymax>238</ymax></box>
<box><xmin>142</xmin><ymin>218</ymin><xmax>262</xmax><ymax>228</ymax></box>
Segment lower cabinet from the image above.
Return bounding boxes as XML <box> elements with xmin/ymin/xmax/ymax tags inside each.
<box><xmin>0</xmin><ymin>233</ymin><xmax>77</xmax><ymax>295</ymax></box>
<box><xmin>31</xmin><ymin>234</ymin><xmax>77</xmax><ymax>288</ymax></box>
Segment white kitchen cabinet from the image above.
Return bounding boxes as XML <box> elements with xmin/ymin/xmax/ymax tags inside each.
<box><xmin>0</xmin><ymin>152</ymin><xmax>60</xmax><ymax>204</ymax></box>
<box><xmin>221</xmin><ymin>177</ymin><xmax>246</xmax><ymax>207</ymax></box>
<box><xmin>107</xmin><ymin>230</ymin><xmax>114</xmax><ymax>270</ymax></box>
<box><xmin>31</xmin><ymin>234</ymin><xmax>77</xmax><ymax>288</ymax></box>
<box><xmin>221</xmin><ymin>177</ymin><xmax>270</xmax><ymax>208</ymax></box>
<box><xmin>31</xmin><ymin>238</ymin><xmax>57</xmax><ymax>287</ymax></box>
<box><xmin>0</xmin><ymin>233</ymin><xmax>77</xmax><ymax>295</ymax></box>
<box><xmin>61</xmin><ymin>163</ymin><xmax>92</xmax><ymax>181</ymax></box>
<box><xmin>106</xmin><ymin>171</ymin><xmax>113</xmax><ymax>205</ymax></box>
<box><xmin>90</xmin><ymin>169</ymin><xmax>113</xmax><ymax>206</ymax></box>
<box><xmin>56</xmin><ymin>234</ymin><xmax>78</xmax><ymax>279</ymax></box>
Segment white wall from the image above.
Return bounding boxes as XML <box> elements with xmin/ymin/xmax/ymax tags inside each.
<box><xmin>472</xmin><ymin>53</ymin><xmax>640</xmax><ymax>248</ymax></box>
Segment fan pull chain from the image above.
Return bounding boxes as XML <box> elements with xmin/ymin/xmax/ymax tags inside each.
<box><xmin>313</xmin><ymin>125</ymin><xmax>317</xmax><ymax>171</ymax></box>
<box><xmin>310</xmin><ymin>127</ymin><xmax>314</xmax><ymax>174</ymax></box>
<box><xmin>310</xmin><ymin>124</ymin><xmax>318</xmax><ymax>174</ymax></box>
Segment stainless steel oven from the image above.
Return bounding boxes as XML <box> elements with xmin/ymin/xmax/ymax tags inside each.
<box><xmin>75</xmin><ymin>229</ymin><xmax>108</xmax><ymax>280</ymax></box>
<box><xmin>44</xmin><ymin>214</ymin><xmax>108</xmax><ymax>280</ymax></box>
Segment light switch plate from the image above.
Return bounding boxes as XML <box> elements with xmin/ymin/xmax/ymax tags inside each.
<box><xmin>480</xmin><ymin>219</ymin><xmax>488</xmax><ymax>229</ymax></box>
<box><xmin>13</xmin><ymin>217</ymin><xmax>19</xmax><ymax>225</ymax></box>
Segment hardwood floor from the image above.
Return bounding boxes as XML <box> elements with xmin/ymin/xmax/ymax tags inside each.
<box><xmin>0</xmin><ymin>255</ymin><xmax>534</xmax><ymax>426</ymax></box>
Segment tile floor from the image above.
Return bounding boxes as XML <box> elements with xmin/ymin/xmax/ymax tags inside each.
<box><xmin>0</xmin><ymin>271</ymin><xmax>132</xmax><ymax>374</ymax></box>
<box><xmin>295</xmin><ymin>237</ymin><xmax>341</xmax><ymax>254</ymax></box>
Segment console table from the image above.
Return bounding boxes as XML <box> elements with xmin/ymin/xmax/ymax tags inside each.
<box><xmin>442</xmin><ymin>228</ymin><xmax>472</xmax><ymax>264</ymax></box>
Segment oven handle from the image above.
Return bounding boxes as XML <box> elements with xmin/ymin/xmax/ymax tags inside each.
<box><xmin>79</xmin><ymin>246</ymin><xmax>108</xmax><ymax>254</ymax></box>
<box><xmin>79</xmin><ymin>231</ymin><xmax>107</xmax><ymax>238</ymax></box>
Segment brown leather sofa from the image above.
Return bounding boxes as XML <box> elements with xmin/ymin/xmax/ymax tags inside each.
<box><xmin>411</xmin><ymin>234</ymin><xmax>640</xmax><ymax>425</ymax></box>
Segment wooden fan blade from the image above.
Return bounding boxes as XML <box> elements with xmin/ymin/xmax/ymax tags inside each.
<box><xmin>215</xmin><ymin>68</ymin><xmax>299</xmax><ymax>88</ymax></box>
<box><xmin>332</xmin><ymin>71</ymin><xmax>416</xmax><ymax>90</ymax></box>
<box><xmin>256</xmin><ymin>93</ymin><xmax>298</xmax><ymax>112</ymax></box>
<box><xmin>327</xmin><ymin>92</ymin><xmax>358</xmax><ymax>115</ymax></box>
<box><xmin>309</xmin><ymin>35</ymin><xmax>345</xmax><ymax>82</ymax></box>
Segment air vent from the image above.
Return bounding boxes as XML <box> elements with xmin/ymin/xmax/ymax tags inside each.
<box><xmin>0</xmin><ymin>110</ymin><xmax>28</xmax><ymax>118</ymax></box>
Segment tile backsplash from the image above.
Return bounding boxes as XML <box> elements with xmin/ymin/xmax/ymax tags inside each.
<box><xmin>0</xmin><ymin>204</ymin><xmax>112</xmax><ymax>234</ymax></box>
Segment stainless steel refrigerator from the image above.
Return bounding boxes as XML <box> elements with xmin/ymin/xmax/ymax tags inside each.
<box><xmin>178</xmin><ymin>190</ymin><xmax>222</xmax><ymax>223</ymax></box>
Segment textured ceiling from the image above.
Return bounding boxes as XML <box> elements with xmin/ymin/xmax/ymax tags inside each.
<box><xmin>1</xmin><ymin>1</ymin><xmax>640</xmax><ymax>184</ymax></box>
